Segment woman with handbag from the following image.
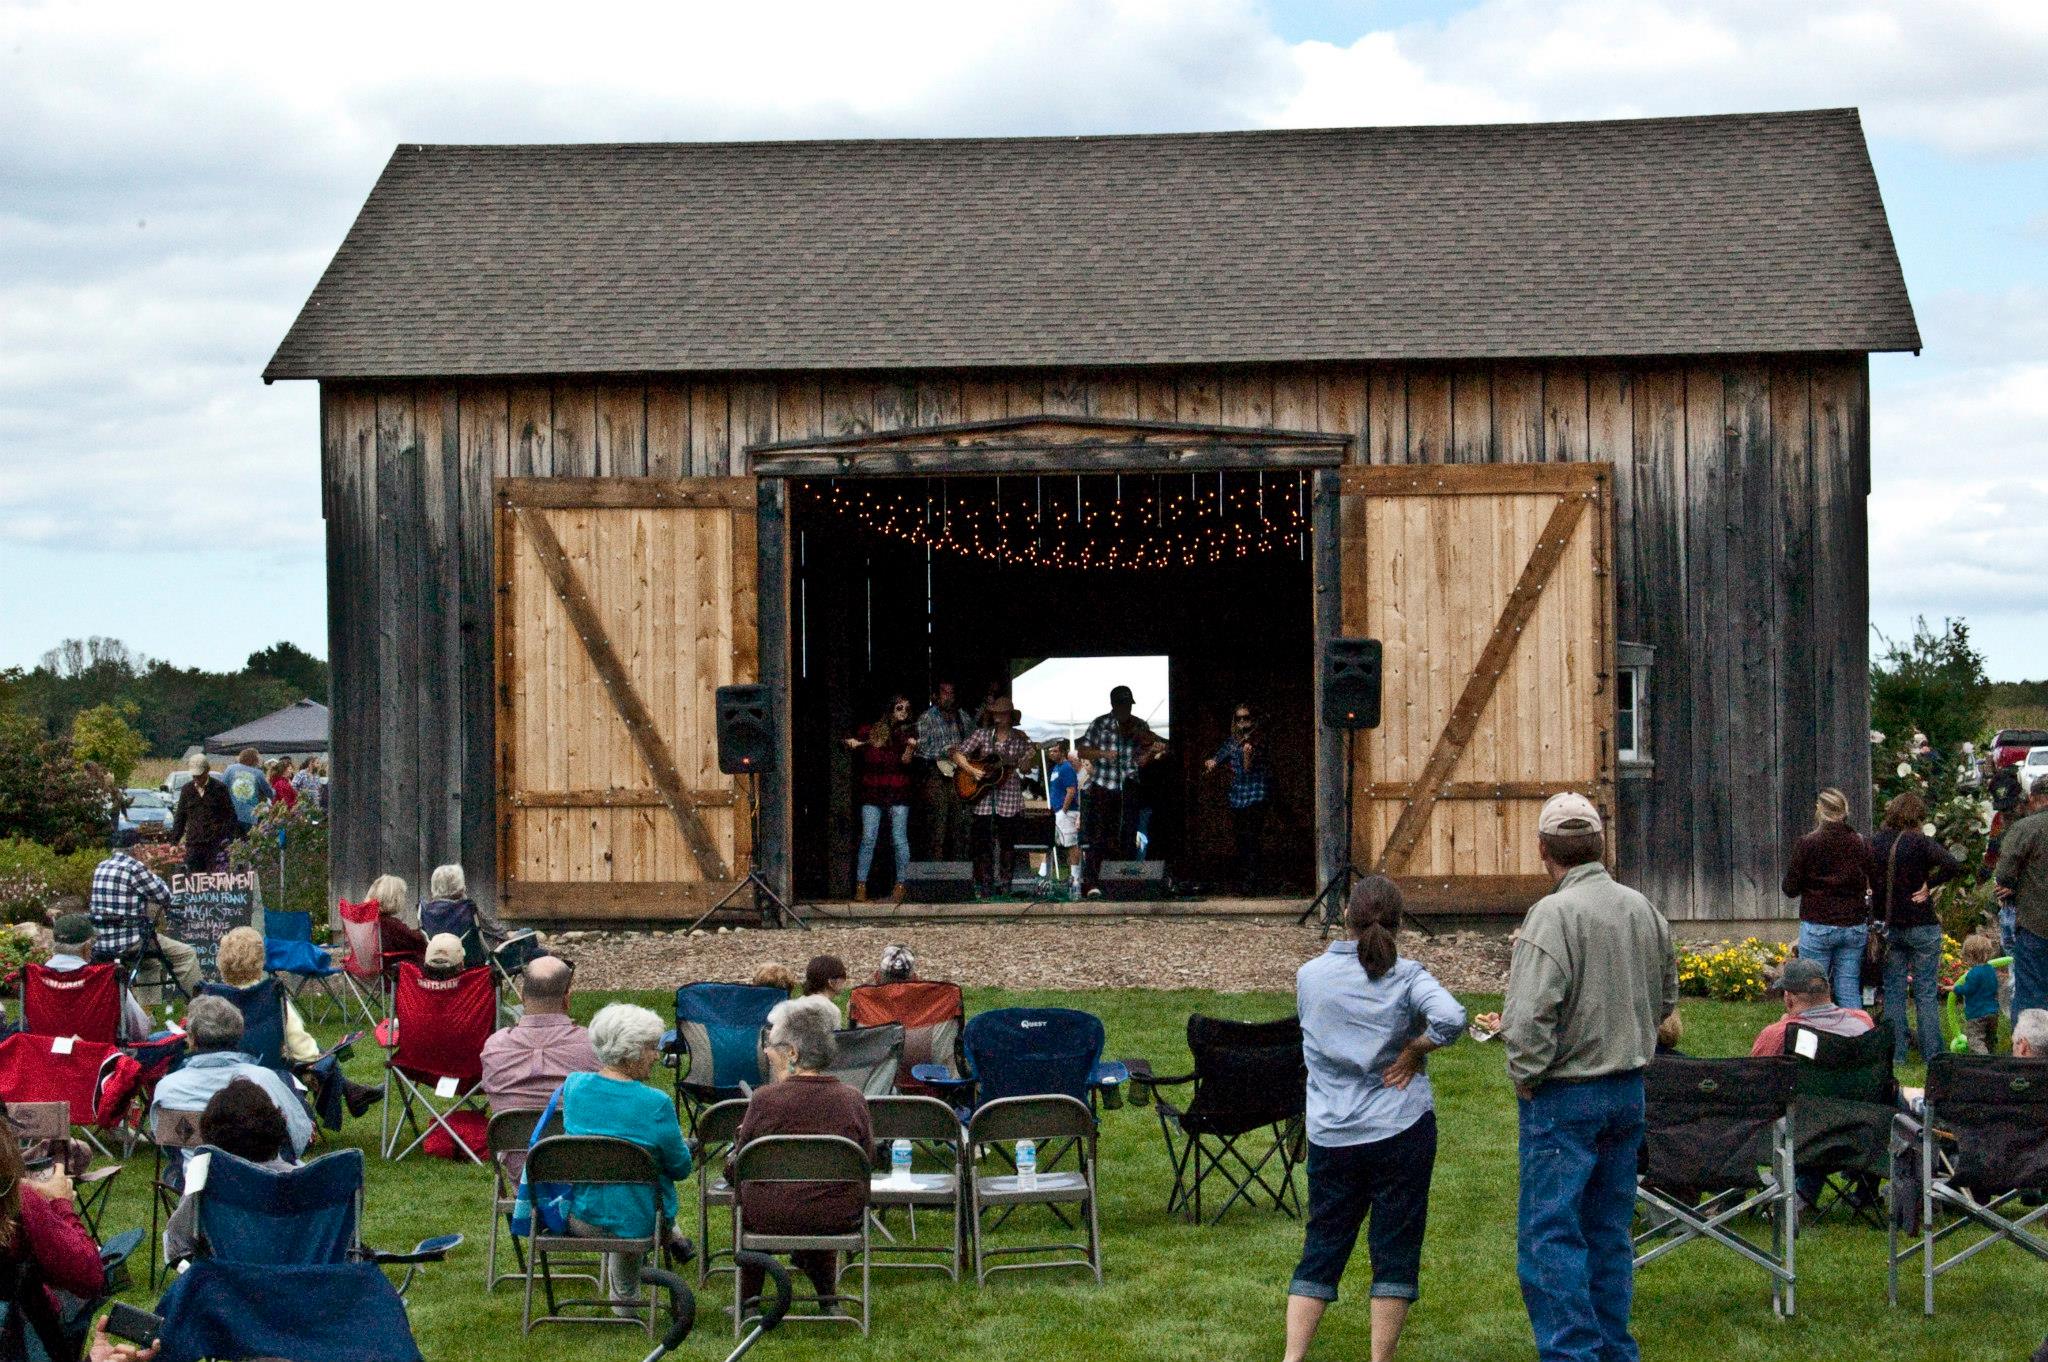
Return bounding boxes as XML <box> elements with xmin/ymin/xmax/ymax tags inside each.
<box><xmin>1867</xmin><ymin>792</ymin><xmax>1962</xmax><ymax>1065</ymax></box>
<box><xmin>1781</xmin><ymin>787</ymin><xmax>1874</xmax><ymax>1009</ymax></box>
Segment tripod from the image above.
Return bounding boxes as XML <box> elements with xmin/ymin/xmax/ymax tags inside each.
<box><xmin>684</xmin><ymin>772</ymin><xmax>808</xmax><ymax>933</ymax></box>
<box><xmin>1299</xmin><ymin>727</ymin><xmax>1367</xmax><ymax>935</ymax></box>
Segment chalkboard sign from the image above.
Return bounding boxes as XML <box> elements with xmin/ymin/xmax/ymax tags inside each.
<box><xmin>167</xmin><ymin>869</ymin><xmax>264</xmax><ymax>981</ymax></box>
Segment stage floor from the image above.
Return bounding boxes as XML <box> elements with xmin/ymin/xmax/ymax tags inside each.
<box><xmin>796</xmin><ymin>895</ymin><xmax>1315</xmax><ymax>922</ymax></box>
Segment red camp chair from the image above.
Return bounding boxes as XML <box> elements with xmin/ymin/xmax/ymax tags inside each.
<box><xmin>380</xmin><ymin>963</ymin><xmax>494</xmax><ymax>1165</ymax></box>
<box><xmin>22</xmin><ymin>962</ymin><xmax>123</xmax><ymax>1046</ymax></box>
<box><xmin>0</xmin><ymin>1032</ymin><xmax>146</xmax><ymax>1158</ymax></box>
<box><xmin>849</xmin><ymin>981</ymin><xmax>967</xmax><ymax>1097</ymax></box>
<box><xmin>336</xmin><ymin>898</ymin><xmax>419</xmax><ymax>1027</ymax></box>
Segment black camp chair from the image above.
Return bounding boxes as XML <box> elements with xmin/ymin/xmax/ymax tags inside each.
<box><xmin>1634</xmin><ymin>1056</ymin><xmax>1798</xmax><ymax>1317</ymax></box>
<box><xmin>1889</xmin><ymin>1054</ymin><xmax>2048</xmax><ymax>1315</ymax></box>
<box><xmin>1127</xmin><ymin>1015</ymin><xmax>1306</xmax><ymax>1225</ymax></box>
<box><xmin>1785</xmin><ymin>1021</ymin><xmax>1898</xmax><ymax>1226</ymax></box>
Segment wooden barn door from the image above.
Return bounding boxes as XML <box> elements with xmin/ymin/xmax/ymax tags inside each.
<box><xmin>1339</xmin><ymin>464</ymin><xmax>1615</xmax><ymax>911</ymax></box>
<box><xmin>496</xmin><ymin>479</ymin><xmax>758</xmax><ymax>920</ymax></box>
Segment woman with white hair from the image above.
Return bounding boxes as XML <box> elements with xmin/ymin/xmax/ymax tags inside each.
<box><xmin>731</xmin><ymin>996</ymin><xmax>873</xmax><ymax>1311</ymax></box>
<box><xmin>365</xmin><ymin>873</ymin><xmax>427</xmax><ymax>977</ymax></box>
<box><xmin>418</xmin><ymin>863</ymin><xmax>509</xmax><ymax>969</ymax></box>
<box><xmin>563</xmin><ymin>1002</ymin><xmax>694</xmax><ymax>1308</ymax></box>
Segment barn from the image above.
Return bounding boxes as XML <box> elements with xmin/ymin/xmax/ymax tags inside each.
<box><xmin>265</xmin><ymin>108</ymin><xmax>1918</xmax><ymax>930</ymax></box>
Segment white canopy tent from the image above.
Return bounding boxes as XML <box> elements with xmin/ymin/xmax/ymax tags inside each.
<box><xmin>1011</xmin><ymin>655</ymin><xmax>1169</xmax><ymax>744</ymax></box>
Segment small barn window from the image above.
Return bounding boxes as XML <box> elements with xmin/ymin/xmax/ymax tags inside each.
<box><xmin>1616</xmin><ymin>642</ymin><xmax>1654</xmax><ymax>773</ymax></box>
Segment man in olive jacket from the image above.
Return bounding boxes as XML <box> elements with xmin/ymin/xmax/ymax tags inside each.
<box><xmin>1479</xmin><ymin>793</ymin><xmax>1676</xmax><ymax>1362</ymax></box>
<box><xmin>1996</xmin><ymin>782</ymin><xmax>2048</xmax><ymax>1021</ymax></box>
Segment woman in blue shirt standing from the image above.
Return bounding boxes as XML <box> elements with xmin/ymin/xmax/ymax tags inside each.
<box><xmin>563</xmin><ymin>1003</ymin><xmax>694</xmax><ymax>1311</ymax></box>
<box><xmin>1286</xmin><ymin>875</ymin><xmax>1466</xmax><ymax>1362</ymax></box>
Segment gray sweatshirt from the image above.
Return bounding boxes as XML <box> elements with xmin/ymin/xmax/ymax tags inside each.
<box><xmin>1501</xmin><ymin>862</ymin><xmax>1678</xmax><ymax>1089</ymax></box>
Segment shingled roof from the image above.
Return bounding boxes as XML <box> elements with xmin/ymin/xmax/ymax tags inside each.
<box><xmin>265</xmin><ymin>109</ymin><xmax>1918</xmax><ymax>381</ymax></box>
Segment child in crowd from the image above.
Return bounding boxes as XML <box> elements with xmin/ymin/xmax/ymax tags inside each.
<box><xmin>1046</xmin><ymin>740</ymin><xmax>1081</xmax><ymax>892</ymax></box>
<box><xmin>751</xmin><ymin>962</ymin><xmax>798</xmax><ymax>995</ymax></box>
<box><xmin>1954</xmin><ymin>933</ymin><xmax>2003</xmax><ymax>1054</ymax></box>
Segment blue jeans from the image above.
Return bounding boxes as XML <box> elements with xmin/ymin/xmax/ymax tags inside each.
<box><xmin>1518</xmin><ymin>1072</ymin><xmax>1643</xmax><ymax>1362</ymax></box>
<box><xmin>1882</xmin><ymin>923</ymin><xmax>1944</xmax><ymax>1064</ymax></box>
<box><xmin>2014</xmin><ymin>924</ymin><xmax>2048</xmax><ymax>1023</ymax></box>
<box><xmin>1289</xmin><ymin>1111</ymin><xmax>1437</xmax><ymax>1303</ymax></box>
<box><xmin>1796</xmin><ymin>921</ymin><xmax>1868</xmax><ymax>1010</ymax></box>
<box><xmin>856</xmin><ymin>804</ymin><xmax>911</xmax><ymax>885</ymax></box>
<box><xmin>1999</xmin><ymin>905</ymin><xmax>2018</xmax><ymax>957</ymax></box>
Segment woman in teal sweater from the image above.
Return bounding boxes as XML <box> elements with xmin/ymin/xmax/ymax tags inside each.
<box><xmin>563</xmin><ymin>1002</ymin><xmax>694</xmax><ymax>1310</ymax></box>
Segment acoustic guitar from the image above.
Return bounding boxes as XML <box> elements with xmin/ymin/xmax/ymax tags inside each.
<box><xmin>953</xmin><ymin>741</ymin><xmax>1048</xmax><ymax>803</ymax></box>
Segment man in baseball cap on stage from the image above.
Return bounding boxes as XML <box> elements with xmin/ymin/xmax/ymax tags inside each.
<box><xmin>1475</xmin><ymin>792</ymin><xmax>1677</xmax><ymax>1362</ymax></box>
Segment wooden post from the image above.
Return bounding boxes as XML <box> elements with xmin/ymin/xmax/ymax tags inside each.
<box><xmin>1312</xmin><ymin>469</ymin><xmax>1344</xmax><ymax>893</ymax></box>
<box><xmin>756</xmin><ymin>480</ymin><xmax>793</xmax><ymax>903</ymax></box>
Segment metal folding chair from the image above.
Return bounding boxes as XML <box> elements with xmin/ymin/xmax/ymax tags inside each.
<box><xmin>1889</xmin><ymin>1053</ymin><xmax>2048</xmax><ymax>1315</ymax></box>
<box><xmin>867</xmin><ymin>1094</ymin><xmax>965</xmax><ymax>1279</ymax></box>
<box><xmin>825</xmin><ymin>1024</ymin><xmax>904</xmax><ymax>1098</ymax></box>
<box><xmin>380</xmin><ymin>963</ymin><xmax>494</xmax><ymax>1163</ymax></box>
<box><xmin>4</xmin><ymin>1100</ymin><xmax>121</xmax><ymax>1238</ymax></box>
<box><xmin>732</xmin><ymin>1134</ymin><xmax>872</xmax><ymax>1335</ymax></box>
<box><xmin>1128</xmin><ymin>1014</ymin><xmax>1306</xmax><ymax>1225</ymax></box>
<box><xmin>520</xmin><ymin>1135</ymin><xmax>668</xmax><ymax>1337</ymax></box>
<box><xmin>966</xmin><ymin>1094</ymin><xmax>1101</xmax><ymax>1284</ymax></box>
<box><xmin>146</xmin><ymin>1106</ymin><xmax>206</xmax><ymax>1288</ymax></box>
<box><xmin>691</xmin><ymin>1099</ymin><xmax>747</xmax><ymax>1287</ymax></box>
<box><xmin>663</xmin><ymin>983</ymin><xmax>781</xmax><ymax>1132</ymax></box>
<box><xmin>1633</xmin><ymin>1056</ymin><xmax>1798</xmax><ymax>1317</ymax></box>
<box><xmin>485</xmin><ymin>1106</ymin><xmax>574</xmax><ymax>1293</ymax></box>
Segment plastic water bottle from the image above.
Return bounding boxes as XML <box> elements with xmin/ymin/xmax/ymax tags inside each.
<box><xmin>1016</xmin><ymin>1139</ymin><xmax>1037</xmax><ymax>1190</ymax></box>
<box><xmin>891</xmin><ymin>1138</ymin><xmax>913</xmax><ymax>1182</ymax></box>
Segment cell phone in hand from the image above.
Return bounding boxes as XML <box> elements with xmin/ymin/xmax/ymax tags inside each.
<box><xmin>103</xmin><ymin>1302</ymin><xmax>162</xmax><ymax>1346</ymax></box>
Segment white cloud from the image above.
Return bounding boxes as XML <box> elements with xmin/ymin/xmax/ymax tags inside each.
<box><xmin>1</xmin><ymin>0</ymin><xmax>2046</xmax><ymax>670</ymax></box>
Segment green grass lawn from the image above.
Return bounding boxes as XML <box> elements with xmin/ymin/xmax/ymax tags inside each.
<box><xmin>91</xmin><ymin>987</ymin><xmax>2044</xmax><ymax>1361</ymax></box>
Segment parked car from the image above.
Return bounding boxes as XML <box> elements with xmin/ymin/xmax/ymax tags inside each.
<box><xmin>1992</xmin><ymin>728</ymin><xmax>2048</xmax><ymax>770</ymax></box>
<box><xmin>2026</xmin><ymin>746</ymin><xmax>2048</xmax><ymax>796</ymax></box>
<box><xmin>162</xmin><ymin>768</ymin><xmax>193</xmax><ymax>797</ymax></box>
<box><xmin>114</xmin><ymin>788</ymin><xmax>174</xmax><ymax>847</ymax></box>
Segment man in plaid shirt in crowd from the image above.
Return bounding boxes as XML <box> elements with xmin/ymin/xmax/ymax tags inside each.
<box><xmin>88</xmin><ymin>848</ymin><xmax>204</xmax><ymax>995</ymax></box>
<box><xmin>961</xmin><ymin>696</ymin><xmax>1037</xmax><ymax>896</ymax></box>
<box><xmin>1076</xmin><ymin>685</ymin><xmax>1167</xmax><ymax>895</ymax></box>
<box><xmin>1205</xmin><ymin>702</ymin><xmax>1273</xmax><ymax>893</ymax></box>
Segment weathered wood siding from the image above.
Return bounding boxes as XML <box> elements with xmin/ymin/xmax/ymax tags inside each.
<box><xmin>320</xmin><ymin>356</ymin><xmax>1870</xmax><ymax>922</ymax></box>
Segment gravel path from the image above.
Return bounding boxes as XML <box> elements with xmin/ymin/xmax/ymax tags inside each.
<box><xmin>559</xmin><ymin>921</ymin><xmax>1513</xmax><ymax>996</ymax></box>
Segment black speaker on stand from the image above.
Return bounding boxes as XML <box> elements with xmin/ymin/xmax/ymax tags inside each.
<box><xmin>687</xmin><ymin>685</ymin><xmax>806</xmax><ymax>932</ymax></box>
<box><xmin>1300</xmin><ymin>639</ymin><xmax>1381</xmax><ymax>934</ymax></box>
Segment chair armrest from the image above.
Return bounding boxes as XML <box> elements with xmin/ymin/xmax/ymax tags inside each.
<box><xmin>367</xmin><ymin>1232</ymin><xmax>464</xmax><ymax>1265</ymax></box>
<box><xmin>910</xmin><ymin>1064</ymin><xmax>972</xmax><ymax>1091</ymax></box>
<box><xmin>1123</xmin><ymin>1058</ymin><xmax>1194</xmax><ymax>1091</ymax></box>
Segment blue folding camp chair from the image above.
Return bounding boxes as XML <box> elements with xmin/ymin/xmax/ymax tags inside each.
<box><xmin>662</xmin><ymin>983</ymin><xmax>783</xmax><ymax>1131</ymax></box>
<box><xmin>199</xmin><ymin>979</ymin><xmax>289</xmax><ymax>1073</ymax></box>
<box><xmin>167</xmin><ymin>1145</ymin><xmax>461</xmax><ymax>1297</ymax></box>
<box><xmin>265</xmin><ymin>908</ymin><xmax>341</xmax><ymax>1020</ymax></box>
<box><xmin>911</xmin><ymin>1007</ymin><xmax>1128</xmax><ymax>1117</ymax></box>
<box><xmin>155</xmin><ymin>1259</ymin><xmax>424</xmax><ymax>1362</ymax></box>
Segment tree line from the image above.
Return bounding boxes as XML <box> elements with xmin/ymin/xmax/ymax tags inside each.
<box><xmin>0</xmin><ymin>637</ymin><xmax>330</xmax><ymax>758</ymax></box>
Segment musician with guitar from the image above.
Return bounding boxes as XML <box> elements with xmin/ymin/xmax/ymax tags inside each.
<box><xmin>958</xmin><ymin>696</ymin><xmax>1039</xmax><ymax>897</ymax></box>
<box><xmin>915</xmin><ymin>680</ymin><xmax>974</xmax><ymax>864</ymax></box>
<box><xmin>1076</xmin><ymin>684</ymin><xmax>1169</xmax><ymax>896</ymax></box>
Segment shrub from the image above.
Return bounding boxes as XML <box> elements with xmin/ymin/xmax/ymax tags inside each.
<box><xmin>0</xmin><ymin>869</ymin><xmax>52</xmax><ymax>926</ymax></box>
<box><xmin>229</xmin><ymin>799</ymin><xmax>329</xmax><ymax>919</ymax></box>
<box><xmin>132</xmin><ymin>841</ymin><xmax>183</xmax><ymax>879</ymax></box>
<box><xmin>71</xmin><ymin>703</ymin><xmax>146</xmax><ymax>787</ymax></box>
<box><xmin>1677</xmin><ymin>937</ymin><xmax>1793</xmax><ymax>1002</ymax></box>
<box><xmin>0</xmin><ymin>840</ymin><xmax>102</xmax><ymax>901</ymax></box>
<box><xmin>0</xmin><ymin>711</ymin><xmax>115</xmax><ymax>853</ymax></box>
<box><xmin>0</xmin><ymin>926</ymin><xmax>48</xmax><ymax>978</ymax></box>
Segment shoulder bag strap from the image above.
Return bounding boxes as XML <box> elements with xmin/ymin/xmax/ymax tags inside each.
<box><xmin>1882</xmin><ymin>833</ymin><xmax>1901</xmax><ymax>931</ymax></box>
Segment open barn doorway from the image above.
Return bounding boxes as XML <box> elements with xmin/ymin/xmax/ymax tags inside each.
<box><xmin>785</xmin><ymin>470</ymin><xmax>1316</xmax><ymax>903</ymax></box>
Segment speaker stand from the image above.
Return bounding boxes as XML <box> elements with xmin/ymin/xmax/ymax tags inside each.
<box><xmin>1299</xmin><ymin>727</ymin><xmax>1365</xmax><ymax>936</ymax></box>
<box><xmin>683</xmin><ymin>773</ymin><xmax>809</xmax><ymax>933</ymax></box>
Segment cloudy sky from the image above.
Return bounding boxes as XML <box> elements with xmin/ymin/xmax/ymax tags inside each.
<box><xmin>3</xmin><ymin>0</ymin><xmax>2045</xmax><ymax>677</ymax></box>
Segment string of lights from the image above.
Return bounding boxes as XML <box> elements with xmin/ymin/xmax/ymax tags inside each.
<box><xmin>800</xmin><ymin>473</ymin><xmax>1309</xmax><ymax>572</ymax></box>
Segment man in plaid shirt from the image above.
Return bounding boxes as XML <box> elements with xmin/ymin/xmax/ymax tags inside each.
<box><xmin>88</xmin><ymin>848</ymin><xmax>204</xmax><ymax>994</ymax></box>
<box><xmin>915</xmin><ymin>680</ymin><xmax>974</xmax><ymax>863</ymax></box>
<box><xmin>1205</xmin><ymin>703</ymin><xmax>1274</xmax><ymax>893</ymax></box>
<box><xmin>1076</xmin><ymin>685</ymin><xmax>1168</xmax><ymax>895</ymax></box>
<box><xmin>961</xmin><ymin>697</ymin><xmax>1037</xmax><ymax>896</ymax></box>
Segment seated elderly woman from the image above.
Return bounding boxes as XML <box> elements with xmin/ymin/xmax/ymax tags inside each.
<box><xmin>213</xmin><ymin>926</ymin><xmax>381</xmax><ymax>1122</ymax></box>
<box><xmin>417</xmin><ymin>864</ymin><xmax>509</xmax><ymax>968</ymax></box>
<box><xmin>732</xmin><ymin>995</ymin><xmax>873</xmax><ymax>1311</ymax></box>
<box><xmin>162</xmin><ymin>1077</ymin><xmax>296</xmax><ymax>1266</ymax></box>
<box><xmin>366</xmin><ymin>874</ymin><xmax>427</xmax><ymax>978</ymax></box>
<box><xmin>562</xmin><ymin>1003</ymin><xmax>695</xmax><ymax>1308</ymax></box>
